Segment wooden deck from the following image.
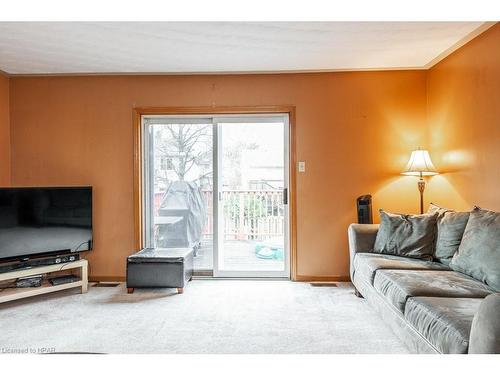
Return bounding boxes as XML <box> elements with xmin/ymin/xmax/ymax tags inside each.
<box><xmin>193</xmin><ymin>240</ymin><xmax>284</xmax><ymax>272</ymax></box>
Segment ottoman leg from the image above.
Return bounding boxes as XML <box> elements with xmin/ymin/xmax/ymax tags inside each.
<box><xmin>177</xmin><ymin>288</ymin><xmax>184</xmax><ymax>294</ymax></box>
<box><xmin>127</xmin><ymin>288</ymin><xmax>135</xmax><ymax>294</ymax></box>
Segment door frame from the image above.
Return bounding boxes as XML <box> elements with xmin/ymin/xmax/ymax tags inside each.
<box><xmin>133</xmin><ymin>106</ymin><xmax>298</xmax><ymax>280</ymax></box>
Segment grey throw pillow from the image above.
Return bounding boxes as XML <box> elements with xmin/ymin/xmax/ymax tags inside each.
<box><xmin>374</xmin><ymin>210</ymin><xmax>437</xmax><ymax>260</ymax></box>
<box><xmin>450</xmin><ymin>207</ymin><xmax>500</xmax><ymax>291</ymax></box>
<box><xmin>427</xmin><ymin>202</ymin><xmax>470</xmax><ymax>264</ymax></box>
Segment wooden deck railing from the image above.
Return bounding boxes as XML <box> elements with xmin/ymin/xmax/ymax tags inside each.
<box><xmin>203</xmin><ymin>190</ymin><xmax>284</xmax><ymax>240</ymax></box>
<box><xmin>155</xmin><ymin>190</ymin><xmax>284</xmax><ymax>241</ymax></box>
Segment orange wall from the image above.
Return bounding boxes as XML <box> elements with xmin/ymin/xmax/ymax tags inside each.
<box><xmin>9</xmin><ymin>71</ymin><xmax>428</xmax><ymax>279</ymax></box>
<box><xmin>427</xmin><ymin>23</ymin><xmax>500</xmax><ymax>211</ymax></box>
<box><xmin>0</xmin><ymin>73</ymin><xmax>10</xmax><ymax>185</ymax></box>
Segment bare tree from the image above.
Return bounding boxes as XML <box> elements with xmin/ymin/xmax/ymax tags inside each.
<box><xmin>223</xmin><ymin>141</ymin><xmax>258</xmax><ymax>188</ymax></box>
<box><xmin>154</xmin><ymin>124</ymin><xmax>260</xmax><ymax>190</ymax></box>
<box><xmin>154</xmin><ymin>124</ymin><xmax>212</xmax><ymax>187</ymax></box>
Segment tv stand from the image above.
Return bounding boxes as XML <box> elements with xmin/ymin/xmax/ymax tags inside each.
<box><xmin>0</xmin><ymin>259</ymin><xmax>88</xmax><ymax>304</ymax></box>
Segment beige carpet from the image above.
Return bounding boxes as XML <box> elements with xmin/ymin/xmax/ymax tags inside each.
<box><xmin>0</xmin><ymin>280</ymin><xmax>409</xmax><ymax>354</ymax></box>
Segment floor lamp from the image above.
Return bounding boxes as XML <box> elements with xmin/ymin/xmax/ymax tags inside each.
<box><xmin>402</xmin><ymin>149</ymin><xmax>438</xmax><ymax>214</ymax></box>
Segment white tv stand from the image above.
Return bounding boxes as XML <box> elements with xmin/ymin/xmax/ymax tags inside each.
<box><xmin>0</xmin><ymin>259</ymin><xmax>88</xmax><ymax>304</ymax></box>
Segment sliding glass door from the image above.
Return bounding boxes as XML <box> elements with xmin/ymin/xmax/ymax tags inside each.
<box><xmin>214</xmin><ymin>117</ymin><xmax>289</xmax><ymax>277</ymax></box>
<box><xmin>143</xmin><ymin>114</ymin><xmax>290</xmax><ymax>278</ymax></box>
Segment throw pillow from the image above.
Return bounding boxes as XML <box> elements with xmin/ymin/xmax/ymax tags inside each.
<box><xmin>374</xmin><ymin>210</ymin><xmax>437</xmax><ymax>260</ymax></box>
<box><xmin>427</xmin><ymin>202</ymin><xmax>450</xmax><ymax>214</ymax></box>
<box><xmin>450</xmin><ymin>207</ymin><xmax>500</xmax><ymax>291</ymax></box>
<box><xmin>427</xmin><ymin>202</ymin><xmax>470</xmax><ymax>265</ymax></box>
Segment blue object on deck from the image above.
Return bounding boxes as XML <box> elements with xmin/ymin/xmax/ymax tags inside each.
<box><xmin>255</xmin><ymin>242</ymin><xmax>284</xmax><ymax>260</ymax></box>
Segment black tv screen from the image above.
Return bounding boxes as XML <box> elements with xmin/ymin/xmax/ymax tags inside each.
<box><xmin>0</xmin><ymin>187</ymin><xmax>93</xmax><ymax>262</ymax></box>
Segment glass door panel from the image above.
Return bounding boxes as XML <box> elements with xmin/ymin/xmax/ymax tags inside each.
<box><xmin>215</xmin><ymin>118</ymin><xmax>289</xmax><ymax>277</ymax></box>
<box><xmin>145</xmin><ymin>118</ymin><xmax>214</xmax><ymax>274</ymax></box>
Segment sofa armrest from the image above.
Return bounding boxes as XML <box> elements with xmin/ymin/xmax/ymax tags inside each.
<box><xmin>348</xmin><ymin>223</ymin><xmax>379</xmax><ymax>280</ymax></box>
<box><xmin>348</xmin><ymin>223</ymin><xmax>379</xmax><ymax>256</ymax></box>
<box><xmin>469</xmin><ymin>293</ymin><xmax>500</xmax><ymax>354</ymax></box>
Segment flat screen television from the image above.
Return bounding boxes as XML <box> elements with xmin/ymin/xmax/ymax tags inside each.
<box><xmin>0</xmin><ymin>187</ymin><xmax>93</xmax><ymax>262</ymax></box>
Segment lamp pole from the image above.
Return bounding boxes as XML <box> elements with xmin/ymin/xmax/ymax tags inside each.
<box><xmin>417</xmin><ymin>171</ymin><xmax>425</xmax><ymax>214</ymax></box>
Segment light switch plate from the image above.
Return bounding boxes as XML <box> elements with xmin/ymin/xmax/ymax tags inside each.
<box><xmin>298</xmin><ymin>161</ymin><xmax>306</xmax><ymax>173</ymax></box>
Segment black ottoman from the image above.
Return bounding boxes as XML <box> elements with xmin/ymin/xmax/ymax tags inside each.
<box><xmin>126</xmin><ymin>248</ymin><xmax>193</xmax><ymax>294</ymax></box>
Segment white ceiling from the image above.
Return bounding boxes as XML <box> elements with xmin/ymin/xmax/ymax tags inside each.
<box><xmin>0</xmin><ymin>22</ymin><xmax>489</xmax><ymax>75</ymax></box>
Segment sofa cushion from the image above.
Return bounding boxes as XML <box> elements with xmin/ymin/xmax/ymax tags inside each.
<box><xmin>405</xmin><ymin>297</ymin><xmax>481</xmax><ymax>354</ymax></box>
<box><xmin>450</xmin><ymin>207</ymin><xmax>500</xmax><ymax>291</ymax></box>
<box><xmin>373</xmin><ymin>269</ymin><xmax>493</xmax><ymax>313</ymax></box>
<box><xmin>353</xmin><ymin>253</ymin><xmax>449</xmax><ymax>285</ymax></box>
<box><xmin>469</xmin><ymin>293</ymin><xmax>500</xmax><ymax>354</ymax></box>
<box><xmin>435</xmin><ymin>211</ymin><xmax>470</xmax><ymax>265</ymax></box>
<box><xmin>427</xmin><ymin>203</ymin><xmax>470</xmax><ymax>265</ymax></box>
<box><xmin>374</xmin><ymin>210</ymin><xmax>437</xmax><ymax>260</ymax></box>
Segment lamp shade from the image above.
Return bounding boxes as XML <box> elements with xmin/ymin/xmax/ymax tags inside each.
<box><xmin>402</xmin><ymin>149</ymin><xmax>438</xmax><ymax>176</ymax></box>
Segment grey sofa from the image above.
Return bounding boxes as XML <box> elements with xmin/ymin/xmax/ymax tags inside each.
<box><xmin>348</xmin><ymin>224</ymin><xmax>500</xmax><ymax>354</ymax></box>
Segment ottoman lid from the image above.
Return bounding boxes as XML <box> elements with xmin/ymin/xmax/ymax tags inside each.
<box><xmin>127</xmin><ymin>247</ymin><xmax>193</xmax><ymax>263</ymax></box>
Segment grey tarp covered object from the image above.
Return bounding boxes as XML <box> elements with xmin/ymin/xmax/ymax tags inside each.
<box><xmin>158</xmin><ymin>181</ymin><xmax>206</xmax><ymax>249</ymax></box>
